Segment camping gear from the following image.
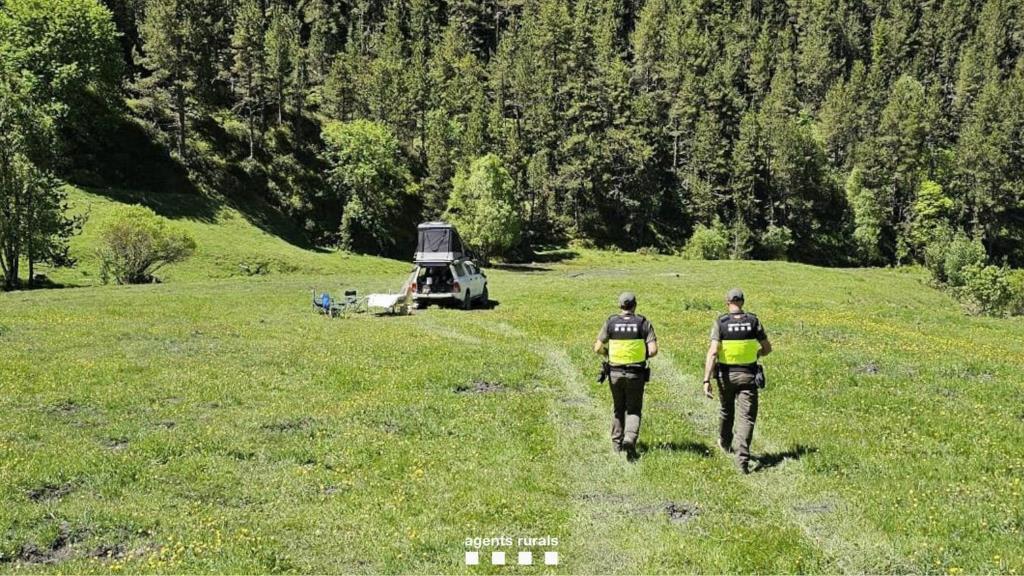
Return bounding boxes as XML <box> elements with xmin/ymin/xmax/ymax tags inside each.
<box><xmin>312</xmin><ymin>289</ymin><xmax>365</xmax><ymax>317</ymax></box>
<box><xmin>367</xmin><ymin>293</ymin><xmax>409</xmax><ymax>315</ymax></box>
<box><xmin>414</xmin><ymin>222</ymin><xmax>468</xmax><ymax>263</ymax></box>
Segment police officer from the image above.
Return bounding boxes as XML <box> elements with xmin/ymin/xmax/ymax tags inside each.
<box><xmin>594</xmin><ymin>292</ymin><xmax>658</xmax><ymax>459</ymax></box>
<box><xmin>702</xmin><ymin>288</ymin><xmax>772</xmax><ymax>474</ymax></box>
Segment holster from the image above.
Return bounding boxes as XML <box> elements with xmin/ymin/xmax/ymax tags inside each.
<box><xmin>754</xmin><ymin>365</ymin><xmax>766</xmax><ymax>389</ymax></box>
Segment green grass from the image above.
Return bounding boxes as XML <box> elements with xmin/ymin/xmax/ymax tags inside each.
<box><xmin>2</xmin><ymin>188</ymin><xmax>1023</xmax><ymax>573</ymax></box>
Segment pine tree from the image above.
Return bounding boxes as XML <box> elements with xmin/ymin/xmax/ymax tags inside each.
<box><xmin>137</xmin><ymin>0</ymin><xmax>188</xmax><ymax>156</ymax></box>
<box><xmin>265</xmin><ymin>1</ymin><xmax>299</xmax><ymax>125</ymax></box>
<box><xmin>231</xmin><ymin>0</ymin><xmax>267</xmax><ymax>159</ymax></box>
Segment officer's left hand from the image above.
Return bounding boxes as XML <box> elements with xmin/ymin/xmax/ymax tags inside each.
<box><xmin>702</xmin><ymin>380</ymin><xmax>713</xmax><ymax>399</ymax></box>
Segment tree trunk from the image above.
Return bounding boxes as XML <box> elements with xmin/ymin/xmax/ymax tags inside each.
<box><xmin>175</xmin><ymin>66</ymin><xmax>187</xmax><ymax>158</ymax></box>
<box><xmin>2</xmin><ymin>246</ymin><xmax>19</xmax><ymax>290</ymax></box>
<box><xmin>278</xmin><ymin>79</ymin><xmax>284</xmax><ymax>124</ymax></box>
<box><xmin>248</xmin><ymin>113</ymin><xmax>256</xmax><ymax>159</ymax></box>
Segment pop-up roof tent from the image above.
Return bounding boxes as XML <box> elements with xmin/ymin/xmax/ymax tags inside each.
<box><xmin>414</xmin><ymin>222</ymin><xmax>467</xmax><ymax>263</ymax></box>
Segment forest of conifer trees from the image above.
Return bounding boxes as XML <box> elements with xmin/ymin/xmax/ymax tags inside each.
<box><xmin>4</xmin><ymin>0</ymin><xmax>1024</xmax><ymax>272</ymax></box>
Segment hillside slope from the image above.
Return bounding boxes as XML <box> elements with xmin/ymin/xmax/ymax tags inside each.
<box><xmin>2</xmin><ymin>191</ymin><xmax>1023</xmax><ymax>573</ymax></box>
<box><xmin>44</xmin><ymin>186</ymin><xmax>409</xmax><ymax>287</ymax></box>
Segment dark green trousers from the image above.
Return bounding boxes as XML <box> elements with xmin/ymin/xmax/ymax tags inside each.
<box><xmin>609</xmin><ymin>370</ymin><xmax>645</xmax><ymax>448</ymax></box>
<box><xmin>717</xmin><ymin>369</ymin><xmax>759</xmax><ymax>465</ymax></box>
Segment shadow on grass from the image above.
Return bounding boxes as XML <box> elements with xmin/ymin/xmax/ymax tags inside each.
<box><xmin>488</xmin><ymin>248</ymin><xmax>579</xmax><ymax>272</ymax></box>
<box><xmin>418</xmin><ymin>299</ymin><xmax>501</xmax><ymax>311</ymax></box>
<box><xmin>489</xmin><ymin>263</ymin><xmax>553</xmax><ymax>273</ymax></box>
<box><xmin>532</xmin><ymin>248</ymin><xmax>579</xmax><ymax>264</ymax></box>
<box><xmin>753</xmin><ymin>444</ymin><xmax>818</xmax><ymax>472</ymax></box>
<box><xmin>636</xmin><ymin>439</ymin><xmax>713</xmax><ymax>458</ymax></box>
<box><xmin>83</xmin><ymin>186</ymin><xmax>219</xmax><ymax>223</ymax></box>
<box><xmin>72</xmin><ymin>110</ymin><xmax>319</xmax><ymax>249</ymax></box>
<box><xmin>0</xmin><ymin>275</ymin><xmax>78</xmax><ymax>292</ymax></box>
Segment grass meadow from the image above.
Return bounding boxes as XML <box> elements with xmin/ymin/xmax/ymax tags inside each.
<box><xmin>1</xmin><ymin>188</ymin><xmax>1023</xmax><ymax>573</ymax></box>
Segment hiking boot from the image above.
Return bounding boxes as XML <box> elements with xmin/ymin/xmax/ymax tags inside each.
<box><xmin>737</xmin><ymin>460</ymin><xmax>750</xmax><ymax>475</ymax></box>
<box><xmin>717</xmin><ymin>439</ymin><xmax>734</xmax><ymax>453</ymax></box>
<box><xmin>612</xmin><ymin>442</ymin><xmax>624</xmax><ymax>454</ymax></box>
<box><xmin>624</xmin><ymin>444</ymin><xmax>639</xmax><ymax>462</ymax></box>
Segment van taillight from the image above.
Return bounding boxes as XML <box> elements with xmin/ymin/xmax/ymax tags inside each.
<box><xmin>410</xmin><ymin>283</ymin><xmax>417</xmax><ymax>292</ymax></box>
<box><xmin>453</xmin><ymin>281</ymin><xmax>461</xmax><ymax>293</ymax></box>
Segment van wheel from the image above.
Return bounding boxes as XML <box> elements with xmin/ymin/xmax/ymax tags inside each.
<box><xmin>415</xmin><ymin>300</ymin><xmax>427</xmax><ymax>310</ymax></box>
<box><xmin>463</xmin><ymin>290</ymin><xmax>472</xmax><ymax>310</ymax></box>
<box><xmin>481</xmin><ymin>285</ymin><xmax>489</xmax><ymax>306</ymax></box>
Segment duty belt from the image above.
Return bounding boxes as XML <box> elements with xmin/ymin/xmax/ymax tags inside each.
<box><xmin>717</xmin><ymin>363</ymin><xmax>758</xmax><ymax>374</ymax></box>
<box><xmin>610</xmin><ymin>364</ymin><xmax>647</xmax><ymax>378</ymax></box>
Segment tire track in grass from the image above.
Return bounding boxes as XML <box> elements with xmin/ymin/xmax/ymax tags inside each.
<box><xmin>473</xmin><ymin>318</ymin><xmax>829</xmax><ymax>573</ymax></box>
<box><xmin>657</xmin><ymin>350</ymin><xmax>901</xmax><ymax>573</ymax></box>
<box><xmin>455</xmin><ymin>319</ymin><xmax>640</xmax><ymax>572</ymax></box>
<box><xmin>438</xmin><ymin>315</ymin><xmax>855</xmax><ymax>573</ymax></box>
<box><xmin>538</xmin><ymin>345</ymin><xmax>645</xmax><ymax>574</ymax></box>
<box><xmin>473</xmin><ymin>318</ymin><xmax>822</xmax><ymax>574</ymax></box>
<box><xmin>414</xmin><ymin>316</ymin><xmax>638</xmax><ymax>572</ymax></box>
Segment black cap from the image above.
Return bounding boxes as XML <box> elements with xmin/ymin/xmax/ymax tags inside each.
<box><xmin>726</xmin><ymin>288</ymin><xmax>745</xmax><ymax>303</ymax></box>
<box><xmin>619</xmin><ymin>292</ymin><xmax>637</xmax><ymax>308</ymax></box>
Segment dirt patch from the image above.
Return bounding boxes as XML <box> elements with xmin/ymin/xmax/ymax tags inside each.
<box><xmin>794</xmin><ymin>501</ymin><xmax>836</xmax><ymax>515</ymax></box>
<box><xmin>454</xmin><ymin>380</ymin><xmax>505</xmax><ymax>394</ymax></box>
<box><xmin>663</xmin><ymin>501</ymin><xmax>701</xmax><ymax>524</ymax></box>
<box><xmin>48</xmin><ymin>400</ymin><xmax>81</xmax><ymax>416</ymax></box>
<box><xmin>102</xmin><ymin>438</ymin><xmax>129</xmax><ymax>451</ymax></box>
<box><xmin>856</xmin><ymin>362</ymin><xmax>881</xmax><ymax>375</ymax></box>
<box><xmin>937</xmin><ymin>388</ymin><xmax>959</xmax><ymax>399</ymax></box>
<box><xmin>87</xmin><ymin>543</ymin><xmax>127</xmax><ymax>560</ymax></box>
<box><xmin>227</xmin><ymin>449</ymin><xmax>256</xmax><ymax>461</ymax></box>
<box><xmin>155</xmin><ymin>420</ymin><xmax>176</xmax><ymax>429</ymax></box>
<box><xmin>261</xmin><ymin>417</ymin><xmax>314</xmax><ymax>432</ymax></box>
<box><xmin>560</xmin><ymin>395</ymin><xmax>590</xmax><ymax>406</ymax></box>
<box><xmin>377</xmin><ymin>420</ymin><xmax>401</xmax><ymax>433</ymax></box>
<box><xmin>576</xmin><ymin>494</ymin><xmax>701</xmax><ymax>524</ymax></box>
<box><xmin>27</xmin><ymin>482</ymin><xmax>75</xmax><ymax>502</ymax></box>
<box><xmin>14</xmin><ymin>522</ymin><xmax>73</xmax><ymax>564</ymax></box>
<box><xmin>574</xmin><ymin>492</ymin><xmax>634</xmax><ymax>505</ymax></box>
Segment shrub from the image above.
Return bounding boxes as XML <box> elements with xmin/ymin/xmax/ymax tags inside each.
<box><xmin>96</xmin><ymin>205</ymin><xmax>196</xmax><ymax>284</ymax></box>
<box><xmin>924</xmin><ymin>231</ymin><xmax>986</xmax><ymax>286</ymax></box>
<box><xmin>729</xmin><ymin>220</ymin><xmax>752</xmax><ymax>260</ymax></box>
<box><xmin>1007</xmin><ymin>269</ymin><xmax>1024</xmax><ymax>316</ymax></box>
<box><xmin>922</xmin><ymin>227</ymin><xmax>953</xmax><ymax>284</ymax></box>
<box><xmin>956</xmin><ymin>264</ymin><xmax>1011</xmax><ymax>316</ymax></box>
<box><xmin>942</xmin><ymin>234</ymin><xmax>987</xmax><ymax>287</ymax></box>
<box><xmin>682</xmin><ymin>223</ymin><xmax>728</xmax><ymax>260</ymax></box>
<box><xmin>760</xmin><ymin>225</ymin><xmax>794</xmax><ymax>261</ymax></box>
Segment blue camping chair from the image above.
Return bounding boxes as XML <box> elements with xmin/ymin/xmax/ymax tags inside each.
<box><xmin>312</xmin><ymin>289</ymin><xmax>364</xmax><ymax>317</ymax></box>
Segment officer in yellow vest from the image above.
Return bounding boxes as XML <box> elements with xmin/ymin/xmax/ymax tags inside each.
<box><xmin>594</xmin><ymin>292</ymin><xmax>658</xmax><ymax>459</ymax></box>
<box><xmin>702</xmin><ymin>288</ymin><xmax>772</xmax><ymax>474</ymax></box>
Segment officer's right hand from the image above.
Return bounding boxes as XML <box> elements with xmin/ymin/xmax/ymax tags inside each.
<box><xmin>702</xmin><ymin>380</ymin><xmax>713</xmax><ymax>399</ymax></box>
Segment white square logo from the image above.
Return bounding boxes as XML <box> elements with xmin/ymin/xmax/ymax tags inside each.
<box><xmin>518</xmin><ymin>551</ymin><xmax>533</xmax><ymax>565</ymax></box>
<box><xmin>544</xmin><ymin>551</ymin><xmax>559</xmax><ymax>565</ymax></box>
<box><xmin>491</xmin><ymin>551</ymin><xmax>506</xmax><ymax>565</ymax></box>
<box><xmin>465</xmin><ymin>551</ymin><xmax>479</xmax><ymax>565</ymax></box>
